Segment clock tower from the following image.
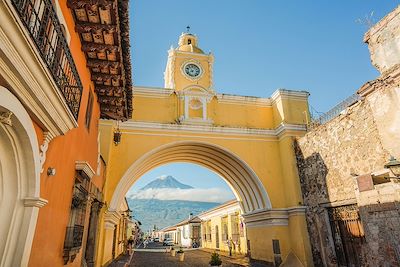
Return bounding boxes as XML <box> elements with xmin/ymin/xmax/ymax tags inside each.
<box><xmin>164</xmin><ymin>32</ymin><xmax>215</xmax><ymax>124</ymax></box>
<box><xmin>164</xmin><ymin>32</ymin><xmax>214</xmax><ymax>92</ymax></box>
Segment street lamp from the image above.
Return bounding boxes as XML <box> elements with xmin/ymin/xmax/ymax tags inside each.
<box><xmin>384</xmin><ymin>156</ymin><xmax>400</xmax><ymax>177</ymax></box>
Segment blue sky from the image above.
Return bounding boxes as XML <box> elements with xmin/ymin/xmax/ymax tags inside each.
<box><xmin>131</xmin><ymin>0</ymin><xmax>398</xmax><ymax>113</ymax></box>
<box><xmin>127</xmin><ymin>1</ymin><xmax>398</xmax><ymax>197</ymax></box>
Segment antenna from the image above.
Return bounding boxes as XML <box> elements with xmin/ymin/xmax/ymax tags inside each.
<box><xmin>186</xmin><ymin>25</ymin><xmax>190</xmax><ymax>33</ymax></box>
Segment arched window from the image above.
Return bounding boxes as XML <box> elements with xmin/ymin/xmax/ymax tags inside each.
<box><xmin>188</xmin><ymin>39</ymin><xmax>192</xmax><ymax>45</ymax></box>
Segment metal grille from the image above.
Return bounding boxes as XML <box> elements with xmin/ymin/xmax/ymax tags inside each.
<box><xmin>11</xmin><ymin>0</ymin><xmax>83</xmax><ymax>120</ymax></box>
<box><xmin>64</xmin><ymin>225</ymin><xmax>84</xmax><ymax>249</ymax></box>
<box><xmin>311</xmin><ymin>94</ymin><xmax>361</xmax><ymax>127</ymax></box>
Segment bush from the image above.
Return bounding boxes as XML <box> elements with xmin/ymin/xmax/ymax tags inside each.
<box><xmin>209</xmin><ymin>252</ymin><xmax>222</xmax><ymax>266</ymax></box>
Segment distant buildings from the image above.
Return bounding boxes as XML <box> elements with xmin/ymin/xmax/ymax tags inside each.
<box><xmin>158</xmin><ymin>200</ymin><xmax>247</xmax><ymax>255</ymax></box>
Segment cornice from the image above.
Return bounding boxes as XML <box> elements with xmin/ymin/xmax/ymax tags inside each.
<box><xmin>271</xmin><ymin>89</ymin><xmax>310</xmax><ymax>103</ymax></box>
<box><xmin>133</xmin><ymin>86</ymin><xmax>174</xmax><ymax>98</ymax></box>
<box><xmin>24</xmin><ymin>197</ymin><xmax>48</xmax><ymax>208</ymax></box>
<box><xmin>104</xmin><ymin>209</ymin><xmax>122</xmax><ymax>226</ymax></box>
<box><xmin>113</xmin><ymin>121</ymin><xmax>306</xmax><ymax>138</ymax></box>
<box><xmin>242</xmin><ymin>206</ymin><xmax>306</xmax><ymax>228</ymax></box>
<box><xmin>217</xmin><ymin>94</ymin><xmax>271</xmax><ymax>107</ymax></box>
<box><xmin>75</xmin><ymin>161</ymin><xmax>96</xmax><ymax>179</ymax></box>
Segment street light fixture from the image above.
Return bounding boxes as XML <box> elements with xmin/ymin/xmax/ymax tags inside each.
<box><xmin>384</xmin><ymin>156</ymin><xmax>400</xmax><ymax>177</ymax></box>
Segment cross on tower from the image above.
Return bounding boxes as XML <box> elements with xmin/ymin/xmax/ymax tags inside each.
<box><xmin>186</xmin><ymin>26</ymin><xmax>190</xmax><ymax>33</ymax></box>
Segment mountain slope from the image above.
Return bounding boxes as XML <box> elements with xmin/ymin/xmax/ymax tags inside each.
<box><xmin>128</xmin><ymin>198</ymin><xmax>219</xmax><ymax>231</ymax></box>
<box><xmin>140</xmin><ymin>175</ymin><xmax>193</xmax><ymax>190</ymax></box>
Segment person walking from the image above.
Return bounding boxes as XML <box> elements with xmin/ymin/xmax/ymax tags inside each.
<box><xmin>227</xmin><ymin>238</ymin><xmax>233</xmax><ymax>256</ymax></box>
<box><xmin>127</xmin><ymin>236</ymin><xmax>134</xmax><ymax>255</ymax></box>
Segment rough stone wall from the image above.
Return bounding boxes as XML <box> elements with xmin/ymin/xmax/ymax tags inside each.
<box><xmin>364</xmin><ymin>5</ymin><xmax>400</xmax><ymax>73</ymax></box>
<box><xmin>295</xmin><ymin>97</ymin><xmax>392</xmax><ymax>266</ymax></box>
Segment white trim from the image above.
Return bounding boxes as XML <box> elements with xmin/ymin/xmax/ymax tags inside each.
<box><xmin>111</xmin><ymin>121</ymin><xmax>306</xmax><ymax>137</ymax></box>
<box><xmin>109</xmin><ymin>140</ymin><xmax>271</xmax><ymax>214</ymax></box>
<box><xmin>24</xmin><ymin>197</ymin><xmax>48</xmax><ymax>208</ymax></box>
<box><xmin>75</xmin><ymin>161</ymin><xmax>96</xmax><ymax>179</ymax></box>
<box><xmin>0</xmin><ymin>86</ymin><xmax>43</xmax><ymax>267</ymax></box>
<box><xmin>271</xmin><ymin>89</ymin><xmax>310</xmax><ymax>103</ymax></box>
<box><xmin>0</xmin><ymin>1</ymin><xmax>78</xmax><ymax>137</ymax></box>
<box><xmin>134</xmin><ymin>86</ymin><xmax>174</xmax><ymax>98</ymax></box>
<box><xmin>242</xmin><ymin>206</ymin><xmax>307</xmax><ymax>228</ymax></box>
<box><xmin>217</xmin><ymin>94</ymin><xmax>272</xmax><ymax>107</ymax></box>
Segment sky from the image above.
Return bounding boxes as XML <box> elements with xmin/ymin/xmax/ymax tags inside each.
<box><xmin>127</xmin><ymin>1</ymin><xmax>399</xmax><ymax>198</ymax></box>
<box><xmin>131</xmin><ymin>0</ymin><xmax>398</xmax><ymax>113</ymax></box>
<box><xmin>127</xmin><ymin>163</ymin><xmax>236</xmax><ymax>203</ymax></box>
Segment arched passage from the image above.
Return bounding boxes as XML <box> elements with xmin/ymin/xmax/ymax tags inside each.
<box><xmin>109</xmin><ymin>141</ymin><xmax>271</xmax><ymax>214</ymax></box>
<box><xmin>0</xmin><ymin>86</ymin><xmax>46</xmax><ymax>267</ymax></box>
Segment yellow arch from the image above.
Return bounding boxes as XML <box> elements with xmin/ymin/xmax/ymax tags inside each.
<box><xmin>109</xmin><ymin>140</ymin><xmax>271</xmax><ymax>214</ymax></box>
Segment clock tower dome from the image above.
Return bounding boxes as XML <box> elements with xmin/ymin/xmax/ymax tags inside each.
<box><xmin>164</xmin><ymin>32</ymin><xmax>214</xmax><ymax>92</ymax></box>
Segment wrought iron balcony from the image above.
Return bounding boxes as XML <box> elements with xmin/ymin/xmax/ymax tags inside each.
<box><xmin>11</xmin><ymin>0</ymin><xmax>83</xmax><ymax>120</ymax></box>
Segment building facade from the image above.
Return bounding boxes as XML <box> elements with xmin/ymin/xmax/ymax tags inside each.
<box><xmin>0</xmin><ymin>0</ymin><xmax>132</xmax><ymax>266</ymax></box>
<box><xmin>99</xmin><ymin>31</ymin><xmax>313</xmax><ymax>266</ymax></box>
<box><xmin>198</xmin><ymin>200</ymin><xmax>248</xmax><ymax>255</ymax></box>
<box><xmin>295</xmin><ymin>6</ymin><xmax>400</xmax><ymax>267</ymax></box>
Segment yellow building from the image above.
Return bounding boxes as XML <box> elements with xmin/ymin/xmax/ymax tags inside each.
<box><xmin>199</xmin><ymin>200</ymin><xmax>247</xmax><ymax>255</ymax></box>
<box><xmin>98</xmin><ymin>32</ymin><xmax>313</xmax><ymax>266</ymax></box>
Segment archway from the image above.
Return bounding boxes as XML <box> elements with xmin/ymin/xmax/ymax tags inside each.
<box><xmin>109</xmin><ymin>141</ymin><xmax>271</xmax><ymax>215</ymax></box>
<box><xmin>0</xmin><ymin>86</ymin><xmax>45</xmax><ymax>267</ymax></box>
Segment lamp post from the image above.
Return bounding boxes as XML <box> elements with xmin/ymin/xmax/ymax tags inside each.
<box><xmin>384</xmin><ymin>156</ymin><xmax>400</xmax><ymax>178</ymax></box>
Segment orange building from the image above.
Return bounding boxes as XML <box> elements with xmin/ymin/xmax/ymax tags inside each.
<box><xmin>0</xmin><ymin>0</ymin><xmax>132</xmax><ymax>266</ymax></box>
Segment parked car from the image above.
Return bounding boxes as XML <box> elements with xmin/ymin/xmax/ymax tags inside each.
<box><xmin>153</xmin><ymin>237</ymin><xmax>159</xmax><ymax>242</ymax></box>
<box><xmin>163</xmin><ymin>238</ymin><xmax>174</xmax><ymax>246</ymax></box>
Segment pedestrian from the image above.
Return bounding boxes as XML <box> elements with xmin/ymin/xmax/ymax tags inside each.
<box><xmin>127</xmin><ymin>236</ymin><xmax>134</xmax><ymax>255</ymax></box>
<box><xmin>227</xmin><ymin>238</ymin><xmax>233</xmax><ymax>256</ymax></box>
<box><xmin>143</xmin><ymin>238</ymin><xmax>148</xmax><ymax>248</ymax></box>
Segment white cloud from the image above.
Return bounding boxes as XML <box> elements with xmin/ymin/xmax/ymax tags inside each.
<box><xmin>127</xmin><ymin>188</ymin><xmax>234</xmax><ymax>203</ymax></box>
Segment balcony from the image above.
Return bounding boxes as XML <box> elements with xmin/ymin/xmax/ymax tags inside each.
<box><xmin>10</xmin><ymin>0</ymin><xmax>82</xmax><ymax>120</ymax></box>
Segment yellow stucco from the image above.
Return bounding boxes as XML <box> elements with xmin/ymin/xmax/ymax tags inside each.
<box><xmin>97</xmin><ymin>32</ymin><xmax>313</xmax><ymax>266</ymax></box>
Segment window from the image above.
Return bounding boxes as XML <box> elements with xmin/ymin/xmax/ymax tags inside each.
<box><xmin>188</xmin><ymin>39</ymin><xmax>191</xmax><ymax>44</ymax></box>
<box><xmin>63</xmin><ymin>171</ymin><xmax>90</xmax><ymax>264</ymax></box>
<box><xmin>221</xmin><ymin>216</ymin><xmax>228</xmax><ymax>242</ymax></box>
<box><xmin>207</xmin><ymin>221</ymin><xmax>212</xmax><ymax>242</ymax></box>
<box><xmin>85</xmin><ymin>90</ymin><xmax>94</xmax><ymax>129</ymax></box>
<box><xmin>231</xmin><ymin>213</ymin><xmax>240</xmax><ymax>242</ymax></box>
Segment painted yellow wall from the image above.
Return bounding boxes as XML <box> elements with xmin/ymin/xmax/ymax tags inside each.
<box><xmin>97</xmin><ymin>33</ymin><xmax>313</xmax><ymax>266</ymax></box>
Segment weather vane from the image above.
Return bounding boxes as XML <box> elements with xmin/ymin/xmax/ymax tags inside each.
<box><xmin>186</xmin><ymin>25</ymin><xmax>190</xmax><ymax>33</ymax></box>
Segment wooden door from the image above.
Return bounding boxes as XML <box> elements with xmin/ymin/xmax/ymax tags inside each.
<box><xmin>328</xmin><ymin>205</ymin><xmax>365</xmax><ymax>267</ymax></box>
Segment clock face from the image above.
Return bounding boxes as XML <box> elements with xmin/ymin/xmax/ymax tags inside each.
<box><xmin>184</xmin><ymin>63</ymin><xmax>201</xmax><ymax>78</ymax></box>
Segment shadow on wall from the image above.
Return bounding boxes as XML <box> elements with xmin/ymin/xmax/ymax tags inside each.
<box><xmin>294</xmin><ymin>140</ymin><xmax>334</xmax><ymax>267</ymax></box>
<box><xmin>294</xmin><ymin>140</ymin><xmax>400</xmax><ymax>267</ymax></box>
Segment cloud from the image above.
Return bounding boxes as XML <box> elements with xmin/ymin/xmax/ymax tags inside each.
<box><xmin>127</xmin><ymin>188</ymin><xmax>234</xmax><ymax>203</ymax></box>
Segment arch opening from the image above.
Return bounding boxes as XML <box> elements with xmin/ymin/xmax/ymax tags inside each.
<box><xmin>110</xmin><ymin>141</ymin><xmax>271</xmax><ymax>215</ymax></box>
<box><xmin>0</xmin><ymin>86</ymin><xmax>43</xmax><ymax>267</ymax></box>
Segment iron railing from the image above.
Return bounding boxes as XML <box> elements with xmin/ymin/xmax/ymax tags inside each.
<box><xmin>11</xmin><ymin>0</ymin><xmax>83</xmax><ymax>120</ymax></box>
<box><xmin>311</xmin><ymin>94</ymin><xmax>361</xmax><ymax>127</ymax></box>
<box><xmin>64</xmin><ymin>225</ymin><xmax>84</xmax><ymax>249</ymax></box>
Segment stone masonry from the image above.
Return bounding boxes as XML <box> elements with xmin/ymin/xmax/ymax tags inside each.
<box><xmin>295</xmin><ymin>5</ymin><xmax>400</xmax><ymax>267</ymax></box>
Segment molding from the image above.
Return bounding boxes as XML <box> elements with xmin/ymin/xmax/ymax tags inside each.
<box><xmin>319</xmin><ymin>199</ymin><xmax>357</xmax><ymax>208</ymax></box>
<box><xmin>24</xmin><ymin>197</ymin><xmax>48</xmax><ymax>208</ymax></box>
<box><xmin>198</xmin><ymin>201</ymin><xmax>241</xmax><ymax>220</ymax></box>
<box><xmin>0</xmin><ymin>1</ymin><xmax>78</xmax><ymax>137</ymax></box>
<box><xmin>242</xmin><ymin>206</ymin><xmax>307</xmax><ymax>228</ymax></box>
<box><xmin>0</xmin><ymin>111</ymin><xmax>13</xmax><ymax>126</ymax></box>
<box><xmin>271</xmin><ymin>89</ymin><xmax>310</xmax><ymax>103</ymax></box>
<box><xmin>217</xmin><ymin>94</ymin><xmax>271</xmax><ymax>107</ymax></box>
<box><xmin>104</xmin><ymin>210</ymin><xmax>122</xmax><ymax>227</ymax></box>
<box><xmin>39</xmin><ymin>132</ymin><xmax>53</xmax><ymax>173</ymax></box>
<box><xmin>113</xmin><ymin>121</ymin><xmax>306</xmax><ymax>138</ymax></box>
<box><xmin>75</xmin><ymin>161</ymin><xmax>96</xmax><ymax>179</ymax></box>
<box><xmin>179</xmin><ymin>117</ymin><xmax>214</xmax><ymax>126</ymax></box>
<box><xmin>133</xmin><ymin>86</ymin><xmax>174</xmax><ymax>98</ymax></box>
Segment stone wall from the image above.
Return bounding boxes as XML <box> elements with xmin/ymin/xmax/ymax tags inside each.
<box><xmin>295</xmin><ymin>6</ymin><xmax>400</xmax><ymax>266</ymax></box>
